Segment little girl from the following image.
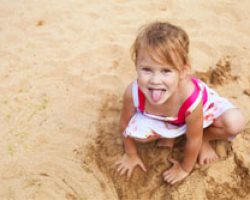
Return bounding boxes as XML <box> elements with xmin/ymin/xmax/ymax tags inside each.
<box><xmin>115</xmin><ymin>21</ymin><xmax>244</xmax><ymax>185</ymax></box>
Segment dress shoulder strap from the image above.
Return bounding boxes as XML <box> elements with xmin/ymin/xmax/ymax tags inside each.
<box><xmin>132</xmin><ymin>81</ymin><xmax>139</xmax><ymax>108</ymax></box>
<box><xmin>132</xmin><ymin>80</ymin><xmax>145</xmax><ymax>111</ymax></box>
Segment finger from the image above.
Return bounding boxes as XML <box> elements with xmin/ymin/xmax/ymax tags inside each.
<box><xmin>164</xmin><ymin>174</ymin><xmax>174</xmax><ymax>183</ymax></box>
<box><xmin>170</xmin><ymin>174</ymin><xmax>183</xmax><ymax>185</ymax></box>
<box><xmin>127</xmin><ymin>168</ymin><xmax>133</xmax><ymax>181</ymax></box>
<box><xmin>163</xmin><ymin>170</ymin><xmax>173</xmax><ymax>180</ymax></box>
<box><xmin>163</xmin><ymin>169</ymin><xmax>172</xmax><ymax>177</ymax></box>
<box><xmin>163</xmin><ymin>174</ymin><xmax>171</xmax><ymax>182</ymax></box>
<box><xmin>170</xmin><ymin>174</ymin><xmax>185</xmax><ymax>185</ymax></box>
<box><xmin>168</xmin><ymin>157</ymin><xmax>178</xmax><ymax>164</ymax></box>
<box><xmin>114</xmin><ymin>161</ymin><xmax>122</xmax><ymax>169</ymax></box>
<box><xmin>163</xmin><ymin>166</ymin><xmax>175</xmax><ymax>176</ymax></box>
<box><xmin>119</xmin><ymin>167</ymin><xmax>128</xmax><ymax>176</ymax></box>
<box><xmin>170</xmin><ymin>177</ymin><xmax>179</xmax><ymax>185</ymax></box>
<box><xmin>113</xmin><ymin>166</ymin><xmax>119</xmax><ymax>177</ymax></box>
<box><xmin>166</xmin><ymin>173</ymin><xmax>177</xmax><ymax>184</ymax></box>
<box><xmin>113</xmin><ymin>161</ymin><xmax>119</xmax><ymax>170</ymax></box>
<box><xmin>139</xmin><ymin>162</ymin><xmax>147</xmax><ymax>172</ymax></box>
<box><xmin>164</xmin><ymin>170</ymin><xmax>177</xmax><ymax>182</ymax></box>
<box><xmin>116</xmin><ymin>164</ymin><xmax>124</xmax><ymax>174</ymax></box>
<box><xmin>163</xmin><ymin>170</ymin><xmax>170</xmax><ymax>177</ymax></box>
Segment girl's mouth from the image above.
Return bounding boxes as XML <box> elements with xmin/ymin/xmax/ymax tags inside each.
<box><xmin>148</xmin><ymin>88</ymin><xmax>166</xmax><ymax>102</ymax></box>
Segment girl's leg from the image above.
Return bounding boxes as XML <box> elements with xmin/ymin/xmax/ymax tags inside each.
<box><xmin>198</xmin><ymin>108</ymin><xmax>244</xmax><ymax>165</ymax></box>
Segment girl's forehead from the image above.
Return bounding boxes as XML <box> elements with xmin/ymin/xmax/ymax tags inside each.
<box><xmin>137</xmin><ymin>48</ymin><xmax>160</xmax><ymax>62</ymax></box>
<box><xmin>137</xmin><ymin>49</ymin><xmax>170</xmax><ymax>66</ymax></box>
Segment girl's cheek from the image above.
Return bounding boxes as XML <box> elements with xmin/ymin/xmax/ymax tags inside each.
<box><xmin>138</xmin><ymin>72</ymin><xmax>149</xmax><ymax>79</ymax></box>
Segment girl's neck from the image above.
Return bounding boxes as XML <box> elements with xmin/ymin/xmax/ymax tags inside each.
<box><xmin>145</xmin><ymin>76</ymin><xmax>193</xmax><ymax>116</ymax></box>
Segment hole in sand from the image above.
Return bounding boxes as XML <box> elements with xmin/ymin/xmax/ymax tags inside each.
<box><xmin>85</xmin><ymin>83</ymin><xmax>250</xmax><ymax>199</ymax></box>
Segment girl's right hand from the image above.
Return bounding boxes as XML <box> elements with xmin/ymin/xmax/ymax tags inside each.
<box><xmin>115</xmin><ymin>153</ymin><xmax>147</xmax><ymax>180</ymax></box>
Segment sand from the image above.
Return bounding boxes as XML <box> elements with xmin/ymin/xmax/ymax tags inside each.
<box><xmin>0</xmin><ymin>0</ymin><xmax>250</xmax><ymax>199</ymax></box>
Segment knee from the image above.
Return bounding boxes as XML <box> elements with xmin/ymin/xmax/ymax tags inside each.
<box><xmin>223</xmin><ymin>109</ymin><xmax>245</xmax><ymax>136</ymax></box>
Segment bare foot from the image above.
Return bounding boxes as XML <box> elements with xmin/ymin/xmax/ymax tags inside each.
<box><xmin>198</xmin><ymin>140</ymin><xmax>218</xmax><ymax>165</ymax></box>
<box><xmin>157</xmin><ymin>138</ymin><xmax>175</xmax><ymax>149</ymax></box>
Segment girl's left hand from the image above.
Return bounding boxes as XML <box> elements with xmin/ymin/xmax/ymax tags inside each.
<box><xmin>163</xmin><ymin>157</ymin><xmax>189</xmax><ymax>185</ymax></box>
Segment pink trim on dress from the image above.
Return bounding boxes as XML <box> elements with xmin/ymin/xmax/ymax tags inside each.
<box><xmin>138</xmin><ymin>87</ymin><xmax>145</xmax><ymax>112</ymax></box>
<box><xmin>171</xmin><ymin>78</ymin><xmax>200</xmax><ymax>125</ymax></box>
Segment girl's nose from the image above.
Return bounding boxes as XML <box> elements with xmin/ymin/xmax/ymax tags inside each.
<box><xmin>150</xmin><ymin>73</ymin><xmax>162</xmax><ymax>84</ymax></box>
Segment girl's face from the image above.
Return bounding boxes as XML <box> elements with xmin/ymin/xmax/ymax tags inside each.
<box><xmin>136</xmin><ymin>49</ymin><xmax>182</xmax><ymax>105</ymax></box>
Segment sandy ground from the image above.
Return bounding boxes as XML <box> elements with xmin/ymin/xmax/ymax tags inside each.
<box><xmin>0</xmin><ymin>0</ymin><xmax>250</xmax><ymax>199</ymax></box>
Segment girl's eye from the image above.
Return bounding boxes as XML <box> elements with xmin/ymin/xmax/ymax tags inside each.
<box><xmin>142</xmin><ymin>67</ymin><xmax>151</xmax><ymax>72</ymax></box>
<box><xmin>162</xmin><ymin>69</ymin><xmax>171</xmax><ymax>74</ymax></box>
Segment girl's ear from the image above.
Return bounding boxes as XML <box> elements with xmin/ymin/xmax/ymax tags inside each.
<box><xmin>180</xmin><ymin>64</ymin><xmax>190</xmax><ymax>79</ymax></box>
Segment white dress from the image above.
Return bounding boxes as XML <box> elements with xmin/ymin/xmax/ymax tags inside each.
<box><xmin>123</xmin><ymin>78</ymin><xmax>235</xmax><ymax>139</ymax></box>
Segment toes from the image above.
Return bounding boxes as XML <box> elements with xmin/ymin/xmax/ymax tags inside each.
<box><xmin>201</xmin><ymin>155</ymin><xmax>219</xmax><ymax>165</ymax></box>
<box><xmin>198</xmin><ymin>158</ymin><xmax>205</xmax><ymax>165</ymax></box>
<box><xmin>213</xmin><ymin>155</ymin><xmax>219</xmax><ymax>162</ymax></box>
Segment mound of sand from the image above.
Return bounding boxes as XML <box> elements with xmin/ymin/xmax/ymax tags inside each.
<box><xmin>0</xmin><ymin>1</ymin><xmax>250</xmax><ymax>199</ymax></box>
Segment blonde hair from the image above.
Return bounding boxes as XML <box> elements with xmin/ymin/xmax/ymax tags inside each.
<box><xmin>131</xmin><ymin>21</ymin><xmax>190</xmax><ymax>71</ymax></box>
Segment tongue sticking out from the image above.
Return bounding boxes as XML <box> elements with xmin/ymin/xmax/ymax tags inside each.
<box><xmin>150</xmin><ymin>90</ymin><xmax>164</xmax><ymax>103</ymax></box>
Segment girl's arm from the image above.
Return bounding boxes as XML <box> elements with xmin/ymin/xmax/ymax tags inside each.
<box><xmin>181</xmin><ymin>100</ymin><xmax>203</xmax><ymax>173</ymax></box>
<box><xmin>115</xmin><ymin>82</ymin><xmax>147</xmax><ymax>179</ymax></box>
<box><xmin>120</xmin><ymin>82</ymin><xmax>137</xmax><ymax>155</ymax></box>
<box><xmin>163</xmin><ymin>100</ymin><xmax>203</xmax><ymax>184</ymax></box>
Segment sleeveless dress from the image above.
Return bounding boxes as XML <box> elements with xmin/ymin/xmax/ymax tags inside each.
<box><xmin>123</xmin><ymin>77</ymin><xmax>235</xmax><ymax>139</ymax></box>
